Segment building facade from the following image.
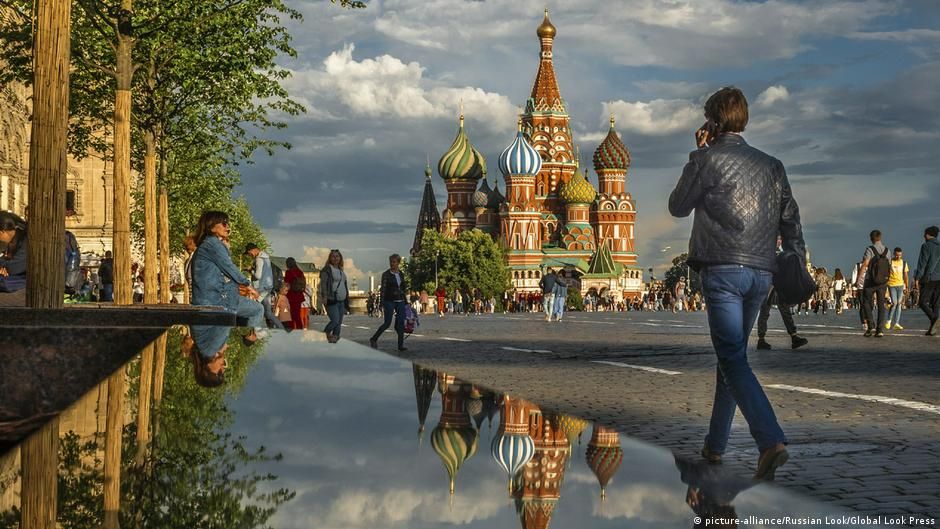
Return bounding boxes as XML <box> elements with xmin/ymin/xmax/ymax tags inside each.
<box><xmin>415</xmin><ymin>11</ymin><xmax>644</xmax><ymax>301</ymax></box>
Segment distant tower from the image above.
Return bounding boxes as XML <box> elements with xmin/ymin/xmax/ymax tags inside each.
<box><xmin>592</xmin><ymin>116</ymin><xmax>637</xmax><ymax>265</ymax></box>
<box><xmin>558</xmin><ymin>165</ymin><xmax>597</xmax><ymax>253</ymax></box>
<box><xmin>438</xmin><ymin>113</ymin><xmax>486</xmax><ymax>237</ymax></box>
<box><xmin>499</xmin><ymin>120</ymin><xmax>544</xmax><ymax>271</ymax></box>
<box><xmin>472</xmin><ymin>171</ymin><xmax>500</xmax><ymax>235</ymax></box>
<box><xmin>412</xmin><ymin>161</ymin><xmax>442</xmax><ymax>255</ymax></box>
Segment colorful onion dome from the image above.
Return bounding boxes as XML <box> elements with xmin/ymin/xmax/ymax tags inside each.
<box><xmin>593</xmin><ymin>116</ymin><xmax>631</xmax><ymax>172</ymax></box>
<box><xmin>438</xmin><ymin>114</ymin><xmax>486</xmax><ymax>181</ymax></box>
<box><xmin>586</xmin><ymin>427</ymin><xmax>623</xmax><ymax>499</ymax></box>
<box><xmin>498</xmin><ymin>121</ymin><xmax>543</xmax><ymax>177</ymax></box>
<box><xmin>537</xmin><ymin>8</ymin><xmax>556</xmax><ymax>39</ymax></box>
<box><xmin>472</xmin><ymin>178</ymin><xmax>492</xmax><ymax>208</ymax></box>
<box><xmin>557</xmin><ymin>414</ymin><xmax>589</xmax><ymax>447</ymax></box>
<box><xmin>560</xmin><ymin>168</ymin><xmax>596</xmax><ymax>204</ymax></box>
<box><xmin>431</xmin><ymin>424</ymin><xmax>479</xmax><ymax>494</ymax></box>
<box><xmin>491</xmin><ymin>432</ymin><xmax>535</xmax><ymax>493</ymax></box>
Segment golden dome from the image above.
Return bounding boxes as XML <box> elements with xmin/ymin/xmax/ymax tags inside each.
<box><xmin>560</xmin><ymin>168</ymin><xmax>596</xmax><ymax>205</ymax></box>
<box><xmin>537</xmin><ymin>8</ymin><xmax>556</xmax><ymax>39</ymax></box>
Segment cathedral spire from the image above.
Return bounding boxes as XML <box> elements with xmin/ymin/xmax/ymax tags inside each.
<box><xmin>412</xmin><ymin>162</ymin><xmax>442</xmax><ymax>255</ymax></box>
<box><xmin>529</xmin><ymin>8</ymin><xmax>563</xmax><ymax>113</ymax></box>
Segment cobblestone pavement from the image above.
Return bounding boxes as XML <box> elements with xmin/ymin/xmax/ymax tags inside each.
<box><xmin>336</xmin><ymin>309</ymin><xmax>940</xmax><ymax>521</ymax></box>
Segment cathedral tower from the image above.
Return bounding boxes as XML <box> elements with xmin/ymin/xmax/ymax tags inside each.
<box><xmin>592</xmin><ymin>116</ymin><xmax>637</xmax><ymax>265</ymax></box>
<box><xmin>411</xmin><ymin>161</ymin><xmax>442</xmax><ymax>255</ymax></box>
<box><xmin>438</xmin><ymin>113</ymin><xmax>486</xmax><ymax>237</ymax></box>
<box><xmin>499</xmin><ymin>122</ymin><xmax>544</xmax><ymax>270</ymax></box>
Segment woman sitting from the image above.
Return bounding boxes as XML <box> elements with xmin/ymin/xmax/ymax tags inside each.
<box><xmin>0</xmin><ymin>212</ymin><xmax>27</xmax><ymax>306</ymax></box>
<box><xmin>190</xmin><ymin>211</ymin><xmax>264</xmax><ymax>332</ymax></box>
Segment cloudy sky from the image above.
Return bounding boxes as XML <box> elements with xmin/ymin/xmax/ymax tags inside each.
<box><xmin>238</xmin><ymin>0</ymin><xmax>940</xmax><ymax>281</ymax></box>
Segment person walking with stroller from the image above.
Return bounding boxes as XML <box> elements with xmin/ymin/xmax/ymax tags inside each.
<box><xmin>370</xmin><ymin>254</ymin><xmax>409</xmax><ymax>351</ymax></box>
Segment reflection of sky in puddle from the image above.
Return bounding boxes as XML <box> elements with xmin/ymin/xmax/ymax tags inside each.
<box><xmin>225</xmin><ymin>330</ymin><xmax>862</xmax><ymax>529</ymax></box>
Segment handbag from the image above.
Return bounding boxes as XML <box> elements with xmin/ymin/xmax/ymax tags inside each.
<box><xmin>773</xmin><ymin>251</ymin><xmax>815</xmax><ymax>305</ymax></box>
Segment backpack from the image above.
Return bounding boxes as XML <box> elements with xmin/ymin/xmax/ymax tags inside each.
<box><xmin>403</xmin><ymin>304</ymin><xmax>419</xmax><ymax>334</ymax></box>
<box><xmin>64</xmin><ymin>231</ymin><xmax>82</xmax><ymax>294</ymax></box>
<box><xmin>271</xmin><ymin>262</ymin><xmax>284</xmax><ymax>292</ymax></box>
<box><xmin>868</xmin><ymin>246</ymin><xmax>890</xmax><ymax>286</ymax></box>
<box><xmin>774</xmin><ymin>250</ymin><xmax>816</xmax><ymax>305</ymax></box>
<box><xmin>290</xmin><ymin>271</ymin><xmax>306</xmax><ymax>293</ymax></box>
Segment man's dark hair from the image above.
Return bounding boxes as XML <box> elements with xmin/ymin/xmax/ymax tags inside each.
<box><xmin>894</xmin><ymin>247</ymin><xmax>902</xmax><ymax>253</ymax></box>
<box><xmin>870</xmin><ymin>230</ymin><xmax>881</xmax><ymax>242</ymax></box>
<box><xmin>926</xmin><ymin>226</ymin><xmax>939</xmax><ymax>238</ymax></box>
<box><xmin>704</xmin><ymin>86</ymin><xmax>748</xmax><ymax>134</ymax></box>
<box><xmin>244</xmin><ymin>242</ymin><xmax>259</xmax><ymax>255</ymax></box>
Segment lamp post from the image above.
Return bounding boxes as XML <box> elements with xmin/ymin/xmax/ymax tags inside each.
<box><xmin>435</xmin><ymin>250</ymin><xmax>440</xmax><ymax>291</ymax></box>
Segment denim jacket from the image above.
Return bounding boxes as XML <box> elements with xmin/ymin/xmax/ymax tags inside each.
<box><xmin>915</xmin><ymin>237</ymin><xmax>940</xmax><ymax>283</ymax></box>
<box><xmin>191</xmin><ymin>236</ymin><xmax>249</xmax><ymax>311</ymax></box>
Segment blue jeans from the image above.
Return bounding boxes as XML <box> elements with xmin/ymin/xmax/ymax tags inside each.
<box><xmin>553</xmin><ymin>293</ymin><xmax>566</xmax><ymax>320</ymax></box>
<box><xmin>372</xmin><ymin>300</ymin><xmax>406</xmax><ymax>348</ymax></box>
<box><xmin>324</xmin><ymin>301</ymin><xmax>345</xmax><ymax>337</ymax></box>
<box><xmin>100</xmin><ymin>283</ymin><xmax>114</xmax><ymax>302</ymax></box>
<box><xmin>701</xmin><ymin>265</ymin><xmax>785</xmax><ymax>453</ymax></box>
<box><xmin>887</xmin><ymin>286</ymin><xmax>904</xmax><ymax>327</ymax></box>
<box><xmin>259</xmin><ymin>290</ymin><xmax>284</xmax><ymax>330</ymax></box>
<box><xmin>237</xmin><ymin>296</ymin><xmax>264</xmax><ymax>329</ymax></box>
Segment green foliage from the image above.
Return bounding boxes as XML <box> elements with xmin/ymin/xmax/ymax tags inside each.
<box><xmin>664</xmin><ymin>252</ymin><xmax>701</xmax><ymax>295</ymax></box>
<box><xmin>405</xmin><ymin>229</ymin><xmax>512</xmax><ymax>299</ymax></box>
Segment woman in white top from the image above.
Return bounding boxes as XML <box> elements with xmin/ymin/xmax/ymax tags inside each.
<box><xmin>833</xmin><ymin>268</ymin><xmax>846</xmax><ymax>315</ymax></box>
<box><xmin>319</xmin><ymin>249</ymin><xmax>349</xmax><ymax>343</ymax></box>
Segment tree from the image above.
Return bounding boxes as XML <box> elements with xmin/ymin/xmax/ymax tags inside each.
<box><xmin>664</xmin><ymin>252</ymin><xmax>701</xmax><ymax>296</ymax></box>
<box><xmin>406</xmin><ymin>230</ymin><xmax>512</xmax><ymax>299</ymax></box>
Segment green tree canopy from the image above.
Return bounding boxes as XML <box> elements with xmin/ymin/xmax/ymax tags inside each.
<box><xmin>406</xmin><ymin>229</ymin><xmax>512</xmax><ymax>299</ymax></box>
<box><xmin>663</xmin><ymin>252</ymin><xmax>701</xmax><ymax>295</ymax></box>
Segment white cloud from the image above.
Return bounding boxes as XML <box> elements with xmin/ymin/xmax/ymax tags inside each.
<box><xmin>284</xmin><ymin>44</ymin><xmax>516</xmax><ymax>132</ymax></box>
<box><xmin>603</xmin><ymin>99</ymin><xmax>701</xmax><ymax>136</ymax></box>
<box><xmin>756</xmin><ymin>85</ymin><xmax>790</xmax><ymax>108</ymax></box>
<box><xmin>849</xmin><ymin>29</ymin><xmax>940</xmax><ymax>42</ymax></box>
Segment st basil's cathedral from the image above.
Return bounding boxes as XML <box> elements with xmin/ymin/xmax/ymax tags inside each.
<box><xmin>413</xmin><ymin>10</ymin><xmax>645</xmax><ymax>300</ymax></box>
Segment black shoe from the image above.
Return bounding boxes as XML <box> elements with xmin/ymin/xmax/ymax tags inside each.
<box><xmin>790</xmin><ymin>335</ymin><xmax>808</xmax><ymax>349</ymax></box>
<box><xmin>701</xmin><ymin>446</ymin><xmax>722</xmax><ymax>464</ymax></box>
<box><xmin>369</xmin><ymin>338</ymin><xmax>378</xmax><ymax>348</ymax></box>
<box><xmin>874</xmin><ymin>330</ymin><xmax>884</xmax><ymax>338</ymax></box>
<box><xmin>398</xmin><ymin>346</ymin><xmax>408</xmax><ymax>352</ymax></box>
<box><xmin>863</xmin><ymin>328</ymin><xmax>874</xmax><ymax>337</ymax></box>
<box><xmin>756</xmin><ymin>338</ymin><xmax>772</xmax><ymax>350</ymax></box>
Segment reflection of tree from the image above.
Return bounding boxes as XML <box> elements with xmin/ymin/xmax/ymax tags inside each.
<box><xmin>0</xmin><ymin>328</ymin><xmax>293</xmax><ymax>528</ymax></box>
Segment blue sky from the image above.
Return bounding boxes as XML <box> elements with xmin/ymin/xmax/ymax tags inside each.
<box><xmin>238</xmin><ymin>0</ymin><xmax>940</xmax><ymax>281</ymax></box>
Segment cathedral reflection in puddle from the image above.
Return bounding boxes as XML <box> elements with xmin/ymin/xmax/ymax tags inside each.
<box><xmin>0</xmin><ymin>328</ymin><xmax>867</xmax><ymax>528</ymax></box>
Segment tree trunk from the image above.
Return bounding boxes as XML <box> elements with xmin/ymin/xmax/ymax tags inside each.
<box><xmin>103</xmin><ymin>370</ymin><xmax>125</xmax><ymax>527</ymax></box>
<box><xmin>158</xmin><ymin>187</ymin><xmax>170</xmax><ymax>303</ymax></box>
<box><xmin>134</xmin><ymin>343</ymin><xmax>154</xmax><ymax>465</ymax></box>
<box><xmin>112</xmin><ymin>10</ymin><xmax>134</xmax><ymax>306</ymax></box>
<box><xmin>25</xmin><ymin>0</ymin><xmax>71</xmax><ymax>309</ymax></box>
<box><xmin>20</xmin><ymin>418</ymin><xmax>58</xmax><ymax>529</ymax></box>
<box><xmin>21</xmin><ymin>2</ymin><xmax>69</xmax><ymax>527</ymax></box>
<box><xmin>143</xmin><ymin>131</ymin><xmax>158</xmax><ymax>304</ymax></box>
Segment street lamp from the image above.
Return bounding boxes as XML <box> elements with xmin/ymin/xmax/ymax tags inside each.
<box><xmin>435</xmin><ymin>250</ymin><xmax>440</xmax><ymax>291</ymax></box>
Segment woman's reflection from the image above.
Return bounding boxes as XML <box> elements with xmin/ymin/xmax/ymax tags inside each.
<box><xmin>183</xmin><ymin>325</ymin><xmax>232</xmax><ymax>387</ymax></box>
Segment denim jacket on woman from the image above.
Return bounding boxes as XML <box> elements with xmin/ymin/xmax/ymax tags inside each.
<box><xmin>191</xmin><ymin>236</ymin><xmax>250</xmax><ymax>312</ymax></box>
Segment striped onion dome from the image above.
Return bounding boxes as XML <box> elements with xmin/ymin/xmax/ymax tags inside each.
<box><xmin>431</xmin><ymin>424</ymin><xmax>479</xmax><ymax>494</ymax></box>
<box><xmin>498</xmin><ymin>121</ymin><xmax>543</xmax><ymax>177</ymax></box>
<box><xmin>491</xmin><ymin>432</ymin><xmax>535</xmax><ymax>492</ymax></box>
<box><xmin>586</xmin><ymin>443</ymin><xmax>623</xmax><ymax>498</ymax></box>
<box><xmin>472</xmin><ymin>178</ymin><xmax>492</xmax><ymax>208</ymax></box>
<box><xmin>560</xmin><ymin>167</ymin><xmax>596</xmax><ymax>204</ymax></box>
<box><xmin>438</xmin><ymin>114</ymin><xmax>486</xmax><ymax>181</ymax></box>
<box><xmin>593</xmin><ymin>116</ymin><xmax>631</xmax><ymax>172</ymax></box>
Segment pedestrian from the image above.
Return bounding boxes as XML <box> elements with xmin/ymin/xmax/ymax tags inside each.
<box><xmin>757</xmin><ymin>287</ymin><xmax>808</xmax><ymax>350</ymax></box>
<box><xmin>669</xmin><ymin>86</ymin><xmax>799</xmax><ymax>480</ymax></box>
<box><xmin>435</xmin><ymin>285</ymin><xmax>447</xmax><ymax>317</ymax></box>
<box><xmin>552</xmin><ymin>270</ymin><xmax>569</xmax><ymax>321</ymax></box>
<box><xmin>0</xmin><ymin>211</ymin><xmax>27</xmax><ymax>306</ymax></box>
<box><xmin>884</xmin><ymin>247</ymin><xmax>910</xmax><ymax>331</ymax></box>
<box><xmin>539</xmin><ymin>268</ymin><xmax>557</xmax><ymax>321</ymax></box>
<box><xmin>283</xmin><ymin>257</ymin><xmax>306</xmax><ymax>329</ymax></box>
<box><xmin>813</xmin><ymin>267</ymin><xmax>832</xmax><ymax>315</ymax></box>
<box><xmin>370</xmin><ymin>253</ymin><xmax>409</xmax><ymax>351</ymax></box>
<box><xmin>674</xmin><ymin>278</ymin><xmax>688</xmax><ymax>313</ymax></box>
<box><xmin>98</xmin><ymin>250</ymin><xmax>114</xmax><ymax>302</ymax></box>
<box><xmin>274</xmin><ymin>284</ymin><xmax>293</xmax><ymax>328</ymax></box>
<box><xmin>832</xmin><ymin>269</ymin><xmax>846</xmax><ymax>314</ymax></box>
<box><xmin>319</xmin><ymin>249</ymin><xmax>349</xmax><ymax>343</ymax></box>
<box><xmin>857</xmin><ymin>230</ymin><xmax>890</xmax><ymax>337</ymax></box>
<box><xmin>190</xmin><ymin>211</ymin><xmax>264</xmax><ymax>338</ymax></box>
<box><xmin>244</xmin><ymin>243</ymin><xmax>284</xmax><ymax>330</ymax></box>
<box><xmin>914</xmin><ymin>225</ymin><xmax>940</xmax><ymax>336</ymax></box>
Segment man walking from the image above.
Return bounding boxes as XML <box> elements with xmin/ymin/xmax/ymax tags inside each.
<box><xmin>539</xmin><ymin>268</ymin><xmax>557</xmax><ymax>321</ymax></box>
<box><xmin>669</xmin><ymin>87</ymin><xmax>801</xmax><ymax>480</ymax></box>
<box><xmin>552</xmin><ymin>270</ymin><xmax>569</xmax><ymax>321</ymax></box>
<box><xmin>757</xmin><ymin>287</ymin><xmax>808</xmax><ymax>350</ymax></box>
<box><xmin>886</xmin><ymin>247</ymin><xmax>909</xmax><ymax>331</ymax></box>
<box><xmin>857</xmin><ymin>230</ymin><xmax>889</xmax><ymax>337</ymax></box>
<box><xmin>244</xmin><ymin>243</ymin><xmax>284</xmax><ymax>330</ymax></box>
<box><xmin>914</xmin><ymin>226</ymin><xmax>940</xmax><ymax>336</ymax></box>
<box><xmin>98</xmin><ymin>250</ymin><xmax>114</xmax><ymax>302</ymax></box>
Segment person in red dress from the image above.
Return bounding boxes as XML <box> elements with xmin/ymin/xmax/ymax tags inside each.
<box><xmin>435</xmin><ymin>286</ymin><xmax>446</xmax><ymax>317</ymax></box>
<box><xmin>283</xmin><ymin>257</ymin><xmax>306</xmax><ymax>329</ymax></box>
